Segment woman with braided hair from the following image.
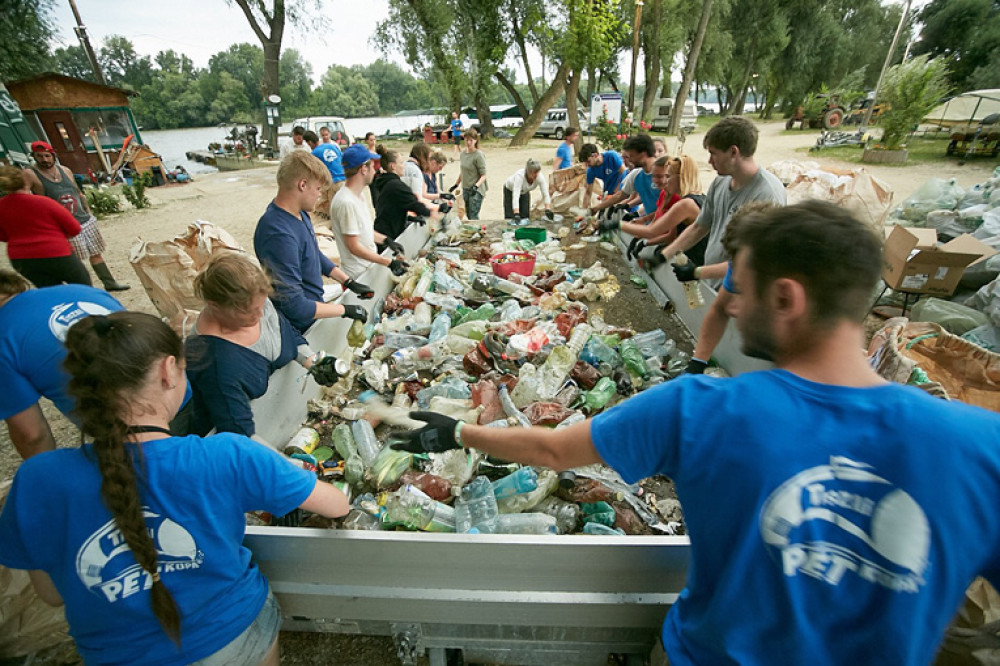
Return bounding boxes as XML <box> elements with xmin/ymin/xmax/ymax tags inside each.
<box><xmin>0</xmin><ymin>311</ymin><xmax>349</xmax><ymax>665</ymax></box>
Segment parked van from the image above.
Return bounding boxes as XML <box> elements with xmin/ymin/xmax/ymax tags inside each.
<box><xmin>649</xmin><ymin>99</ymin><xmax>698</xmax><ymax>133</ymax></box>
<box><xmin>535</xmin><ymin>108</ymin><xmax>589</xmax><ymax>139</ymax></box>
<box><xmin>290</xmin><ymin>116</ymin><xmax>352</xmax><ymax>146</ymax></box>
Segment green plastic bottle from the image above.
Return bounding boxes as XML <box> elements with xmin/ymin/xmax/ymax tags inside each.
<box><xmin>580</xmin><ymin>376</ymin><xmax>616</xmax><ymax>412</ymax></box>
<box><xmin>347</xmin><ymin>319</ymin><xmax>366</xmax><ymax>347</ymax></box>
<box><xmin>620</xmin><ymin>339</ymin><xmax>646</xmax><ymax>377</ymax></box>
<box><xmin>331</xmin><ymin>423</ymin><xmax>358</xmax><ymax>461</ymax></box>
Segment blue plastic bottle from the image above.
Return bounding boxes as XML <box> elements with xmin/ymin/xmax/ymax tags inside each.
<box><xmin>491</xmin><ymin>467</ymin><xmax>539</xmax><ymax>500</ymax></box>
<box><xmin>455</xmin><ymin>476</ymin><xmax>499</xmax><ymax>533</ymax></box>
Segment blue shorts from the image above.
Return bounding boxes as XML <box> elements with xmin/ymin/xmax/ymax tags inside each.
<box><xmin>190</xmin><ymin>589</ymin><xmax>281</xmax><ymax>665</ymax></box>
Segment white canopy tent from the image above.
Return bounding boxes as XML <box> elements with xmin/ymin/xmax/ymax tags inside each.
<box><xmin>924</xmin><ymin>89</ymin><xmax>1000</xmax><ymax>127</ymax></box>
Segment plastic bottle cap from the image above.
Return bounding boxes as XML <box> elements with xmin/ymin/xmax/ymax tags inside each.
<box><xmin>467</xmin><ymin>527</ymin><xmax>481</xmax><ymax>534</ymax></box>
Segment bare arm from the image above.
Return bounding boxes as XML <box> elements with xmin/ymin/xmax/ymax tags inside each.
<box><xmin>299</xmin><ymin>479</ymin><xmax>351</xmax><ymax>517</ymax></box>
<box><xmin>29</xmin><ymin>570</ymin><xmax>64</xmax><ymax>607</ymax></box>
<box><xmin>22</xmin><ymin>168</ymin><xmax>44</xmax><ymax>195</ymax></box>
<box><xmin>696</xmin><ymin>262</ymin><xmax>728</xmax><ymax>280</ymax></box>
<box><xmin>5</xmin><ymin>404</ymin><xmax>56</xmax><ymax>460</ymax></box>
<box><xmin>460</xmin><ymin>420</ymin><xmax>602</xmax><ymax>471</ymax></box>
<box><xmin>693</xmin><ymin>288</ymin><xmax>733</xmax><ymax>362</ymax></box>
<box><xmin>328</xmin><ymin>265</ymin><xmax>352</xmax><ymax>284</ymax></box>
<box><xmin>344</xmin><ymin>234</ymin><xmax>390</xmax><ymax>267</ymax></box>
<box><xmin>623</xmin><ymin>198</ymin><xmax>699</xmax><ymax>240</ymax></box>
<box><xmin>590</xmin><ymin>189</ymin><xmax>626</xmax><ymax>213</ymax></box>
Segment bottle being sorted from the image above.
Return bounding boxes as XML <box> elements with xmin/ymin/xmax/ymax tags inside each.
<box><xmin>491</xmin><ymin>466</ymin><xmax>539</xmax><ymax>500</ymax></box>
<box><xmin>455</xmin><ymin>476</ymin><xmax>500</xmax><ymax>533</ymax></box>
<box><xmin>384</xmin><ymin>485</ymin><xmax>456</xmax><ymax>532</ymax></box>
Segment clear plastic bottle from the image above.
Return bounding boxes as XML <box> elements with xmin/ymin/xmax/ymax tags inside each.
<box><xmin>495</xmin><ymin>513</ymin><xmax>557</xmax><ymax>535</ymax></box>
<box><xmin>509</xmin><ymin>363</ymin><xmax>539</xmax><ymax>409</ymax></box>
<box><xmin>344</xmin><ymin>454</ymin><xmax>365</xmax><ymax>487</ymax></box>
<box><xmin>581</xmin><ymin>336</ymin><xmax>621</xmax><ymax>368</ymax></box>
<box><xmin>666</xmin><ymin>350</ymin><xmax>692</xmax><ymax>375</ymax></box>
<box><xmin>499</xmin><ymin>385</ymin><xmax>532</xmax><ymax>427</ymax></box>
<box><xmin>536</xmin><ymin>345</ymin><xmax>576</xmax><ymax>400</ymax></box>
<box><xmin>429</xmin><ymin>312</ymin><xmax>452</xmax><ymax>342</ymax></box>
<box><xmin>566</xmin><ymin>323</ymin><xmax>594</xmax><ymax>357</ymax></box>
<box><xmin>412</xmin><ymin>269</ymin><xmax>433</xmax><ymax>299</ymax></box>
<box><xmin>582</xmin><ymin>522</ymin><xmax>626</xmax><ymax>535</ymax></box>
<box><xmin>449</xmin><ymin>319</ymin><xmax>489</xmax><ymax>340</ymax></box>
<box><xmin>384</xmin><ymin>485</ymin><xmax>456</xmax><ymax>532</ymax></box>
<box><xmin>413</xmin><ymin>302</ymin><xmax>432</xmax><ymax>325</ymax></box>
<box><xmin>380</xmin><ymin>312</ymin><xmax>414</xmax><ymax>334</ymax></box>
<box><xmin>497</xmin><ymin>469</ymin><xmax>557</xmax><ymax>513</ymax></box>
<box><xmin>351</xmin><ymin>419</ymin><xmax>381</xmax><ymax>468</ymax></box>
<box><xmin>423</xmin><ymin>292</ymin><xmax>462</xmax><ymax>311</ymax></box>
<box><xmin>555</xmin><ymin>411</ymin><xmax>586</xmax><ymax>430</ymax></box>
<box><xmin>455</xmin><ymin>476</ymin><xmax>500</xmax><ymax>533</ymax></box>
<box><xmin>499</xmin><ymin>299</ymin><xmax>523</xmax><ymax>322</ymax></box>
<box><xmin>416</xmin><ymin>376</ymin><xmax>472</xmax><ymax>409</ymax></box>
<box><xmin>491</xmin><ymin>466</ymin><xmax>539</xmax><ymax>500</ymax></box>
<box><xmin>536</xmin><ymin>496</ymin><xmax>581</xmax><ymax>534</ymax></box>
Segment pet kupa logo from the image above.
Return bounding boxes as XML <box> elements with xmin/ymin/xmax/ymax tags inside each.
<box><xmin>48</xmin><ymin>300</ymin><xmax>115</xmax><ymax>342</ymax></box>
<box><xmin>76</xmin><ymin>509</ymin><xmax>204</xmax><ymax>602</ymax></box>
<box><xmin>759</xmin><ymin>456</ymin><xmax>930</xmax><ymax>593</ymax></box>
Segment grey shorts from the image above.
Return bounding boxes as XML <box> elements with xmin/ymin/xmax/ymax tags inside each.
<box><xmin>68</xmin><ymin>216</ymin><xmax>106</xmax><ymax>259</ymax></box>
<box><xmin>190</xmin><ymin>589</ymin><xmax>281</xmax><ymax>665</ymax></box>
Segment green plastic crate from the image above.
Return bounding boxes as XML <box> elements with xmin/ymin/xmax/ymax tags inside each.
<box><xmin>515</xmin><ymin>227</ymin><xmax>547</xmax><ymax>243</ymax></box>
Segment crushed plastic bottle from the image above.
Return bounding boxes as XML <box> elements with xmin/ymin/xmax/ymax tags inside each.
<box><xmin>428</xmin><ymin>311</ymin><xmax>452</xmax><ymax>342</ymax></box>
<box><xmin>566</xmin><ymin>323</ymin><xmax>594</xmax><ymax>356</ymax></box>
<box><xmin>580</xmin><ymin>336</ymin><xmax>621</xmax><ymax>368</ymax></box>
<box><xmin>417</xmin><ymin>376</ymin><xmax>472</xmax><ymax>409</ymax></box>
<box><xmin>582</xmin><ymin>522</ymin><xmax>626</xmax><ymax>536</ymax></box>
<box><xmin>536</xmin><ymin>345</ymin><xmax>576</xmax><ymax>400</ymax></box>
<box><xmin>455</xmin><ymin>476</ymin><xmax>500</xmax><ymax>533</ymax></box>
<box><xmin>331</xmin><ymin>424</ymin><xmax>357</xmax><ymax>460</ymax></box>
<box><xmin>620</xmin><ymin>340</ymin><xmax>646</xmax><ymax>377</ymax></box>
<box><xmin>413</xmin><ymin>302</ymin><xmax>432</xmax><ymax>325</ymax></box>
<box><xmin>396</xmin><ymin>470</ymin><xmax>452</xmax><ymax>502</ymax></box>
<box><xmin>412</xmin><ymin>269</ymin><xmax>433</xmax><ymax>299</ymax></box>
<box><xmin>535</xmin><ymin>496</ymin><xmax>581</xmax><ymax>534</ymax></box>
<box><xmin>351</xmin><ymin>419</ymin><xmax>381</xmax><ymax>468</ymax></box>
<box><xmin>666</xmin><ymin>350</ymin><xmax>692</xmax><ymax>376</ymax></box>
<box><xmin>347</xmin><ymin>319</ymin><xmax>366</xmax><ymax>347</ymax></box>
<box><xmin>499</xmin><ymin>385</ymin><xmax>533</xmax><ymax>427</ymax></box>
<box><xmin>384</xmin><ymin>485</ymin><xmax>456</xmax><ymax>532</ymax></box>
<box><xmin>495</xmin><ymin>513</ymin><xmax>557</xmax><ymax>535</ymax></box>
<box><xmin>491</xmin><ymin>466</ymin><xmax>539</xmax><ymax>500</ymax></box>
<box><xmin>499</xmin><ymin>299</ymin><xmax>523</xmax><ymax>322</ymax></box>
<box><xmin>422</xmin><ymin>292</ymin><xmax>462</xmax><ymax>311</ymax></box>
<box><xmin>497</xmin><ymin>469</ymin><xmax>557</xmax><ymax>513</ymax></box>
<box><xmin>454</xmin><ymin>303</ymin><xmax>496</xmax><ymax>327</ymax></box>
<box><xmin>580</xmin><ymin>376</ymin><xmax>617</xmax><ymax>412</ymax></box>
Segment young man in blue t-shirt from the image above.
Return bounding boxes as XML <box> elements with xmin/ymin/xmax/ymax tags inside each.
<box><xmin>393</xmin><ymin>201</ymin><xmax>1000</xmax><ymax>666</ymax></box>
<box><xmin>555</xmin><ymin>126</ymin><xmax>579</xmax><ymax>170</ymax></box>
<box><xmin>0</xmin><ymin>271</ymin><xmax>123</xmax><ymax>459</ymax></box>
<box><xmin>450</xmin><ymin>111</ymin><xmax>464</xmax><ymax>157</ymax></box>
<box><xmin>590</xmin><ymin>134</ymin><xmax>658</xmax><ymax>220</ymax></box>
<box><xmin>253</xmin><ymin>151</ymin><xmax>371</xmax><ymax>334</ymax></box>
<box><xmin>580</xmin><ymin>143</ymin><xmax>626</xmax><ymax>210</ymax></box>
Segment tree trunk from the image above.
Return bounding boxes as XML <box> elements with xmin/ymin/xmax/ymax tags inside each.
<box><xmin>601</xmin><ymin>69</ymin><xmax>621</xmax><ymax>92</ymax></box>
<box><xmin>669</xmin><ymin>0</ymin><xmax>712</xmax><ymax>136</ymax></box>
<box><xmin>510</xmin><ymin>12</ymin><xmax>539</xmax><ymax>105</ymax></box>
<box><xmin>495</xmin><ymin>71</ymin><xmax>531</xmax><ymax>119</ymax></box>
<box><xmin>640</xmin><ymin>0</ymin><xmax>661</xmax><ymax>122</ymax></box>
<box><xmin>508</xmin><ymin>60</ymin><xmax>572</xmax><ymax>147</ymax></box>
<box><xmin>731</xmin><ymin>50</ymin><xmax>755</xmax><ymax>116</ymax></box>
<box><xmin>233</xmin><ymin>0</ymin><xmax>284</xmax><ymax>146</ymax></box>
<box><xmin>475</xmin><ymin>92</ymin><xmax>494</xmax><ymax>138</ymax></box>
<box><xmin>566</xmin><ymin>66</ymin><xmax>583</xmax><ymax>147</ymax></box>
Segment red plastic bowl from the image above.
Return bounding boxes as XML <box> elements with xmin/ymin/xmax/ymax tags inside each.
<box><xmin>490</xmin><ymin>251</ymin><xmax>536</xmax><ymax>279</ymax></box>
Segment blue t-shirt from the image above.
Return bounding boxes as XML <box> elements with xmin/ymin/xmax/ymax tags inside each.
<box><xmin>254</xmin><ymin>201</ymin><xmax>336</xmax><ymax>334</ymax></box>
<box><xmin>721</xmin><ymin>261</ymin><xmax>735</xmax><ymax>293</ymax></box>
<box><xmin>556</xmin><ymin>142</ymin><xmax>574</xmax><ymax>170</ymax></box>
<box><xmin>312</xmin><ymin>143</ymin><xmax>344</xmax><ymax>183</ymax></box>
<box><xmin>0</xmin><ymin>285</ymin><xmax>123</xmax><ymax>421</ymax></box>
<box><xmin>586</xmin><ymin>151</ymin><xmax>624</xmax><ymax>194</ymax></box>
<box><xmin>450</xmin><ymin>118</ymin><xmax>463</xmax><ymax>139</ymax></box>
<box><xmin>590</xmin><ymin>370</ymin><xmax>1000</xmax><ymax>666</ymax></box>
<box><xmin>632</xmin><ymin>168</ymin><xmax>659</xmax><ymax>215</ymax></box>
<box><xmin>0</xmin><ymin>433</ymin><xmax>316</xmax><ymax>665</ymax></box>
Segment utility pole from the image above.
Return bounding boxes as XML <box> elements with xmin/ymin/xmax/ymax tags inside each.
<box><xmin>862</xmin><ymin>0</ymin><xmax>911</xmax><ymax>131</ymax></box>
<box><xmin>68</xmin><ymin>0</ymin><xmax>106</xmax><ymax>85</ymax></box>
<box><xmin>627</xmin><ymin>0</ymin><xmax>644</xmax><ymax>116</ymax></box>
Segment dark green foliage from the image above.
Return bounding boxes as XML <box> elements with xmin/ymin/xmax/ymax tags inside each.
<box><xmin>85</xmin><ymin>188</ymin><xmax>123</xmax><ymax>218</ymax></box>
<box><xmin>122</xmin><ymin>174</ymin><xmax>152</xmax><ymax>210</ymax></box>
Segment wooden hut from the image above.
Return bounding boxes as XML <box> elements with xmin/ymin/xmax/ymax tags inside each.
<box><xmin>5</xmin><ymin>72</ymin><xmax>160</xmax><ymax>179</ymax></box>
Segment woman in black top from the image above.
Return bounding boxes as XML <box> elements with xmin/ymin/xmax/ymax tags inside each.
<box><xmin>373</xmin><ymin>147</ymin><xmax>441</xmax><ymax>240</ymax></box>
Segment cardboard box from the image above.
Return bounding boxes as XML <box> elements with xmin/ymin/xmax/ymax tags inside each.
<box><xmin>882</xmin><ymin>225</ymin><xmax>997</xmax><ymax>296</ymax></box>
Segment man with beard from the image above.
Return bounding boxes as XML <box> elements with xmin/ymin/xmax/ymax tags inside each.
<box><xmin>23</xmin><ymin>142</ymin><xmax>129</xmax><ymax>291</ymax></box>
<box><xmin>391</xmin><ymin>201</ymin><xmax>1000</xmax><ymax>666</ymax></box>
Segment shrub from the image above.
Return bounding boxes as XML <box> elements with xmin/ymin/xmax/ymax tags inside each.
<box><xmin>85</xmin><ymin>187</ymin><xmax>122</xmax><ymax>218</ymax></box>
<box><xmin>878</xmin><ymin>55</ymin><xmax>951</xmax><ymax>151</ymax></box>
<box><xmin>122</xmin><ymin>173</ymin><xmax>152</xmax><ymax>209</ymax></box>
<box><xmin>595</xmin><ymin>108</ymin><xmax>631</xmax><ymax>152</ymax></box>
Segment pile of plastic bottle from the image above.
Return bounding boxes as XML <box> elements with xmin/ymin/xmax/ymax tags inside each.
<box><xmin>281</xmin><ymin>223</ymin><xmax>690</xmax><ymax>536</ymax></box>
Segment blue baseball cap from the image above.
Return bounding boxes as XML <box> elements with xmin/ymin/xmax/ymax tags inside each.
<box><xmin>341</xmin><ymin>144</ymin><xmax>380</xmax><ymax>170</ymax></box>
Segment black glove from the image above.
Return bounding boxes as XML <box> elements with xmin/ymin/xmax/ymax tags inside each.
<box><xmin>685</xmin><ymin>358</ymin><xmax>709</xmax><ymax>375</ymax></box>
<box><xmin>626</xmin><ymin>237</ymin><xmax>646</xmax><ymax>261</ymax></box>
<box><xmin>413</xmin><ymin>216</ymin><xmax>428</xmax><ymax>226</ymax></box>
<box><xmin>390</xmin><ymin>411</ymin><xmax>462</xmax><ymax>453</ymax></box>
<box><xmin>622</xmin><ymin>211</ymin><xmax>638</xmax><ymax>222</ymax></box>
<box><xmin>343</xmin><ymin>278</ymin><xmax>374</xmax><ymax>299</ymax></box>
<box><xmin>342</xmin><ymin>304</ymin><xmax>368</xmax><ymax>322</ymax></box>
<box><xmin>640</xmin><ymin>251</ymin><xmax>667</xmax><ymax>271</ymax></box>
<box><xmin>545</xmin><ymin>210</ymin><xmax>554</xmax><ymax>221</ymax></box>
<box><xmin>598</xmin><ymin>218</ymin><xmax>620</xmax><ymax>233</ymax></box>
<box><xmin>308</xmin><ymin>355</ymin><xmax>342</xmax><ymax>386</ymax></box>
<box><xmin>388</xmin><ymin>258</ymin><xmax>408</xmax><ymax>276</ymax></box>
<box><xmin>448</xmin><ymin>184</ymin><xmax>459</xmax><ymax>194</ymax></box>
<box><xmin>673</xmin><ymin>263</ymin><xmax>698</xmax><ymax>282</ymax></box>
<box><xmin>438</xmin><ymin>201</ymin><xmax>452</xmax><ymax>215</ymax></box>
<box><xmin>439</xmin><ymin>192</ymin><xmax>456</xmax><ymax>202</ymax></box>
<box><xmin>613</xmin><ymin>202</ymin><xmax>631</xmax><ymax>213</ymax></box>
<box><xmin>386</xmin><ymin>239</ymin><xmax>405</xmax><ymax>256</ymax></box>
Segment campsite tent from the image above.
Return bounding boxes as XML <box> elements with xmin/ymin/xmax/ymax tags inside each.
<box><xmin>924</xmin><ymin>89</ymin><xmax>1000</xmax><ymax>127</ymax></box>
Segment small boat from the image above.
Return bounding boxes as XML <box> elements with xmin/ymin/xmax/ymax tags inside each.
<box><xmin>213</xmin><ymin>152</ymin><xmax>276</xmax><ymax>171</ymax></box>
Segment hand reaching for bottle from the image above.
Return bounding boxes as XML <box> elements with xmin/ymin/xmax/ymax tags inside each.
<box><xmin>390</xmin><ymin>412</ymin><xmax>463</xmax><ymax>453</ymax></box>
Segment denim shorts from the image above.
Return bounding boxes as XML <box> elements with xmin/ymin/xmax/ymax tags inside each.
<box><xmin>191</xmin><ymin>589</ymin><xmax>281</xmax><ymax>665</ymax></box>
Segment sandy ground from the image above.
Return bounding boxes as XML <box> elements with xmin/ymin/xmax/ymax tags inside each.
<box><xmin>0</xmin><ymin>120</ymin><xmax>996</xmax><ymax>664</ymax></box>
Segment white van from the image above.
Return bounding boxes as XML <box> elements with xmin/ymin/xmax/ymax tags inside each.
<box><xmin>290</xmin><ymin>116</ymin><xmax>352</xmax><ymax>146</ymax></box>
<box><xmin>649</xmin><ymin>99</ymin><xmax>698</xmax><ymax>133</ymax></box>
<box><xmin>535</xmin><ymin>108</ymin><xmax>589</xmax><ymax>139</ymax></box>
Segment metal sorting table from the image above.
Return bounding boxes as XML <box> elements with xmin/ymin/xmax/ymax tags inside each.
<box><xmin>244</xmin><ymin>221</ymin><xmax>761</xmax><ymax>664</ymax></box>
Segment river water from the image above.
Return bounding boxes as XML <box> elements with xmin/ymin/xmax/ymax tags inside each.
<box><xmin>141</xmin><ymin>114</ymin><xmax>441</xmax><ymax>175</ymax></box>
